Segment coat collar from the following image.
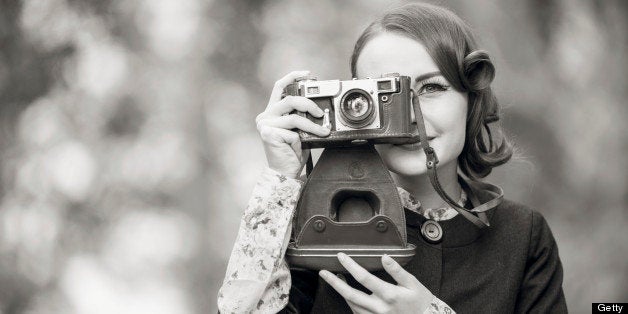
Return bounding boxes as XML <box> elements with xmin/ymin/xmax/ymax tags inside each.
<box><xmin>404</xmin><ymin>176</ymin><xmax>501</xmax><ymax>248</ymax></box>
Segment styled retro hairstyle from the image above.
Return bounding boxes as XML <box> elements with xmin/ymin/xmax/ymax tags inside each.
<box><xmin>350</xmin><ymin>3</ymin><xmax>513</xmax><ymax>179</ymax></box>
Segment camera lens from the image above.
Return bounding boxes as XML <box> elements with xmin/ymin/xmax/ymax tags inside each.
<box><xmin>340</xmin><ymin>89</ymin><xmax>375</xmax><ymax>128</ymax></box>
<box><xmin>345</xmin><ymin>96</ymin><xmax>368</xmax><ymax>117</ymax></box>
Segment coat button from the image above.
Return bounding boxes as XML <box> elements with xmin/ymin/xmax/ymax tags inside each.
<box><xmin>421</xmin><ymin>220</ymin><xmax>443</xmax><ymax>244</ymax></box>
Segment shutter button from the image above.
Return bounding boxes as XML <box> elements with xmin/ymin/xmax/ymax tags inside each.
<box><xmin>421</xmin><ymin>220</ymin><xmax>443</xmax><ymax>244</ymax></box>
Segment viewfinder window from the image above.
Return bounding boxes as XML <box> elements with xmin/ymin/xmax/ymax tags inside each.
<box><xmin>377</xmin><ymin>80</ymin><xmax>392</xmax><ymax>91</ymax></box>
<box><xmin>307</xmin><ymin>87</ymin><xmax>320</xmax><ymax>94</ymax></box>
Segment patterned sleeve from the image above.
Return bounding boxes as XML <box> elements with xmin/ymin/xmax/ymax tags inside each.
<box><xmin>217</xmin><ymin>167</ymin><xmax>304</xmax><ymax>314</ymax></box>
<box><xmin>424</xmin><ymin>295</ymin><xmax>456</xmax><ymax>314</ymax></box>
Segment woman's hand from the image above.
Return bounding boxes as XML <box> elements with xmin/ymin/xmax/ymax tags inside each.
<box><xmin>319</xmin><ymin>253</ymin><xmax>434</xmax><ymax>314</ymax></box>
<box><xmin>255</xmin><ymin>70</ymin><xmax>330</xmax><ymax>179</ymax></box>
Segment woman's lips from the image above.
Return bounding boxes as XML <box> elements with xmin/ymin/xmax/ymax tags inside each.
<box><xmin>394</xmin><ymin>138</ymin><xmax>435</xmax><ymax>151</ymax></box>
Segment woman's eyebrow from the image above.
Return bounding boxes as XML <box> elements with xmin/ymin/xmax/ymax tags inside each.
<box><xmin>414</xmin><ymin>71</ymin><xmax>442</xmax><ymax>83</ymax></box>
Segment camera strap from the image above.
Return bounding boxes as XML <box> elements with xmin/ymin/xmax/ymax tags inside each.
<box><xmin>411</xmin><ymin>91</ymin><xmax>503</xmax><ymax>229</ymax></box>
<box><xmin>306</xmin><ymin>153</ymin><xmax>314</xmax><ymax>177</ymax></box>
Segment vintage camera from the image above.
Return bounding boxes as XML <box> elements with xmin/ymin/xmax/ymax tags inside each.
<box><xmin>283</xmin><ymin>74</ymin><xmax>418</xmax><ymax>272</ymax></box>
<box><xmin>283</xmin><ymin>74</ymin><xmax>417</xmax><ymax>148</ymax></box>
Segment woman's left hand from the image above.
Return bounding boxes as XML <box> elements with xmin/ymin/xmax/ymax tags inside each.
<box><xmin>319</xmin><ymin>253</ymin><xmax>434</xmax><ymax>314</ymax></box>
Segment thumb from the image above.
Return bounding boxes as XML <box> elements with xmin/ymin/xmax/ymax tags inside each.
<box><xmin>299</xmin><ymin>148</ymin><xmax>311</xmax><ymax>164</ymax></box>
<box><xmin>290</xmin><ymin>139</ymin><xmax>303</xmax><ymax>160</ymax></box>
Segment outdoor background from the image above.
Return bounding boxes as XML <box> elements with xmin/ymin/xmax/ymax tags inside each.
<box><xmin>0</xmin><ymin>0</ymin><xmax>626</xmax><ymax>313</ymax></box>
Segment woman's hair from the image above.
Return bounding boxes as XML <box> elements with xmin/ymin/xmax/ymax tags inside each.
<box><xmin>350</xmin><ymin>3</ymin><xmax>513</xmax><ymax>179</ymax></box>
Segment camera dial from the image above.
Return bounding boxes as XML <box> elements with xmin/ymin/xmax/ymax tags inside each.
<box><xmin>381</xmin><ymin>72</ymin><xmax>400</xmax><ymax>78</ymax></box>
<box><xmin>295</xmin><ymin>75</ymin><xmax>317</xmax><ymax>82</ymax></box>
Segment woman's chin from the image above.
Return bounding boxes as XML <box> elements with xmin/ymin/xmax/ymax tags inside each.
<box><xmin>377</xmin><ymin>145</ymin><xmax>429</xmax><ymax>177</ymax></box>
<box><xmin>388</xmin><ymin>164</ymin><xmax>428</xmax><ymax>177</ymax></box>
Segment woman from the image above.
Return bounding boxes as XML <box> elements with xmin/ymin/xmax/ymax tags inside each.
<box><xmin>218</xmin><ymin>3</ymin><xmax>567</xmax><ymax>313</ymax></box>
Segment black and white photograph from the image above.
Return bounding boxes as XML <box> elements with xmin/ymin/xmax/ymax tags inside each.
<box><xmin>0</xmin><ymin>0</ymin><xmax>626</xmax><ymax>313</ymax></box>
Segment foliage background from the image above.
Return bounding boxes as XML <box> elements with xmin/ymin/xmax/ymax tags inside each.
<box><xmin>0</xmin><ymin>0</ymin><xmax>626</xmax><ymax>313</ymax></box>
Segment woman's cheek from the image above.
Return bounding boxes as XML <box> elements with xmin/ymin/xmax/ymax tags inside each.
<box><xmin>440</xmin><ymin>118</ymin><xmax>467</xmax><ymax>161</ymax></box>
<box><xmin>449</xmin><ymin>127</ymin><xmax>467</xmax><ymax>161</ymax></box>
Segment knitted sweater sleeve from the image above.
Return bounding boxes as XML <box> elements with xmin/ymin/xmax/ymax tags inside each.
<box><xmin>514</xmin><ymin>210</ymin><xmax>568</xmax><ymax>313</ymax></box>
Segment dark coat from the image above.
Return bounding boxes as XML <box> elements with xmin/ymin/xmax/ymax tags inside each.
<box><xmin>282</xmin><ymin>181</ymin><xmax>568</xmax><ymax>313</ymax></box>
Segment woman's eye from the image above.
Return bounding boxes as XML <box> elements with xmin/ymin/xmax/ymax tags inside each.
<box><xmin>419</xmin><ymin>83</ymin><xmax>447</xmax><ymax>95</ymax></box>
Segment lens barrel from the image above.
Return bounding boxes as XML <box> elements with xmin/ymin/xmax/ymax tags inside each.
<box><xmin>339</xmin><ymin>89</ymin><xmax>375</xmax><ymax>128</ymax></box>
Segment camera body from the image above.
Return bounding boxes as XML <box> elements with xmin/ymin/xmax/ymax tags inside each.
<box><xmin>283</xmin><ymin>74</ymin><xmax>418</xmax><ymax>271</ymax></box>
<box><xmin>283</xmin><ymin>74</ymin><xmax>417</xmax><ymax>148</ymax></box>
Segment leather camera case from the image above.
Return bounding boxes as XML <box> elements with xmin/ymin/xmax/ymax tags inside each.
<box><xmin>286</xmin><ymin>145</ymin><xmax>416</xmax><ymax>272</ymax></box>
<box><xmin>283</xmin><ymin>75</ymin><xmax>417</xmax><ymax>148</ymax></box>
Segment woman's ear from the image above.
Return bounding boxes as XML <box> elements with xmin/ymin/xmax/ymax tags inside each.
<box><xmin>463</xmin><ymin>50</ymin><xmax>495</xmax><ymax>91</ymax></box>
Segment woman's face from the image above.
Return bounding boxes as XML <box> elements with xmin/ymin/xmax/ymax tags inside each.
<box><xmin>356</xmin><ymin>32</ymin><xmax>468</xmax><ymax>177</ymax></box>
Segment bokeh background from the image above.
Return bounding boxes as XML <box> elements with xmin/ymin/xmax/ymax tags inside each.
<box><xmin>0</xmin><ymin>0</ymin><xmax>626</xmax><ymax>313</ymax></box>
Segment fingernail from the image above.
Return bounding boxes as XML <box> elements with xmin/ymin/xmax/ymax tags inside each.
<box><xmin>337</xmin><ymin>252</ymin><xmax>347</xmax><ymax>262</ymax></box>
<box><xmin>383</xmin><ymin>254</ymin><xmax>393</xmax><ymax>265</ymax></box>
<box><xmin>319</xmin><ymin>270</ymin><xmax>329</xmax><ymax>278</ymax></box>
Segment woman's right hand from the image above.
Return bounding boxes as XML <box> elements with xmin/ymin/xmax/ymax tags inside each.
<box><xmin>255</xmin><ymin>70</ymin><xmax>331</xmax><ymax>179</ymax></box>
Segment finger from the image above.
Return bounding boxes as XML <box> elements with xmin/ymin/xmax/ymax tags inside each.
<box><xmin>336</xmin><ymin>273</ymin><xmax>373</xmax><ymax>313</ymax></box>
<box><xmin>336</xmin><ymin>272</ymin><xmax>347</xmax><ymax>283</ymax></box>
<box><xmin>289</xmin><ymin>137</ymin><xmax>309</xmax><ymax>162</ymax></box>
<box><xmin>262</xmin><ymin>114</ymin><xmax>330</xmax><ymax>137</ymax></box>
<box><xmin>346</xmin><ymin>300</ymin><xmax>375</xmax><ymax>314</ymax></box>
<box><xmin>259</xmin><ymin>125</ymin><xmax>300</xmax><ymax>147</ymax></box>
<box><xmin>269</xmin><ymin>70</ymin><xmax>311</xmax><ymax>103</ymax></box>
<box><xmin>268</xmin><ymin>96</ymin><xmax>325</xmax><ymax>118</ymax></box>
<box><xmin>382</xmin><ymin>254</ymin><xmax>422</xmax><ymax>290</ymax></box>
<box><xmin>337</xmin><ymin>253</ymin><xmax>396</xmax><ymax>297</ymax></box>
<box><xmin>319</xmin><ymin>270</ymin><xmax>382</xmax><ymax>311</ymax></box>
